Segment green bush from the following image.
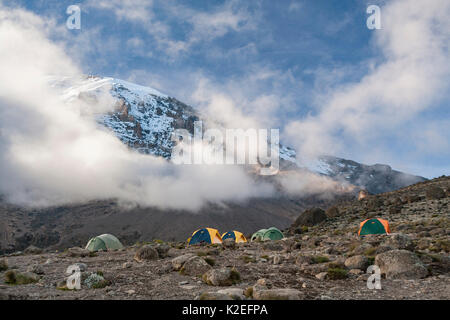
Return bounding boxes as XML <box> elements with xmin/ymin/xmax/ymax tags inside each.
<box><xmin>327</xmin><ymin>268</ymin><xmax>348</xmax><ymax>280</ymax></box>
<box><xmin>4</xmin><ymin>270</ymin><xmax>38</xmax><ymax>285</ymax></box>
<box><xmin>240</xmin><ymin>255</ymin><xmax>256</xmax><ymax>263</ymax></box>
<box><xmin>312</xmin><ymin>256</ymin><xmax>330</xmax><ymax>264</ymax></box>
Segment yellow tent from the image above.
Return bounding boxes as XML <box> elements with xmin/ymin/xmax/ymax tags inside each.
<box><xmin>188</xmin><ymin>228</ymin><xmax>222</xmax><ymax>245</ymax></box>
<box><xmin>221</xmin><ymin>230</ymin><xmax>247</xmax><ymax>243</ymax></box>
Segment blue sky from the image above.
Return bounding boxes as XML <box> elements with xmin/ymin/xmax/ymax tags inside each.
<box><xmin>3</xmin><ymin>0</ymin><xmax>449</xmax><ymax>178</ymax></box>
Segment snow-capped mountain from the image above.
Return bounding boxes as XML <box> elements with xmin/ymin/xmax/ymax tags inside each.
<box><xmin>50</xmin><ymin>75</ymin><xmax>426</xmax><ymax>194</ymax></box>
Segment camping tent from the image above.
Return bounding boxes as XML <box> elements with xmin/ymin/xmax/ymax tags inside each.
<box><xmin>251</xmin><ymin>227</ymin><xmax>284</xmax><ymax>241</ymax></box>
<box><xmin>188</xmin><ymin>228</ymin><xmax>222</xmax><ymax>245</ymax></box>
<box><xmin>222</xmin><ymin>230</ymin><xmax>247</xmax><ymax>243</ymax></box>
<box><xmin>85</xmin><ymin>234</ymin><xmax>124</xmax><ymax>252</ymax></box>
<box><xmin>358</xmin><ymin>218</ymin><xmax>391</xmax><ymax>236</ymax></box>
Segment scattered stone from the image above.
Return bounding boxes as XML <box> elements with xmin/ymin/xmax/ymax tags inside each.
<box><xmin>375</xmin><ymin>250</ymin><xmax>428</xmax><ymax>279</ymax></box>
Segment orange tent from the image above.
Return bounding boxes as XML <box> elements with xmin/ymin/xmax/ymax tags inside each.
<box><xmin>358</xmin><ymin>218</ymin><xmax>390</xmax><ymax>236</ymax></box>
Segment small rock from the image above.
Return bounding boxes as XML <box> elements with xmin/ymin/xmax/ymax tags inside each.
<box><xmin>134</xmin><ymin>245</ymin><xmax>159</xmax><ymax>262</ymax></box>
<box><xmin>67</xmin><ymin>247</ymin><xmax>90</xmax><ymax>257</ymax></box>
<box><xmin>27</xmin><ymin>264</ymin><xmax>45</xmax><ymax>275</ymax></box>
<box><xmin>344</xmin><ymin>255</ymin><xmax>369</xmax><ymax>270</ymax></box>
<box><xmin>217</xmin><ymin>288</ymin><xmax>245</xmax><ymax>300</ymax></box>
<box><xmin>348</xmin><ymin>269</ymin><xmax>363</xmax><ymax>276</ymax></box>
<box><xmin>24</xmin><ymin>245</ymin><xmax>43</xmax><ymax>255</ymax></box>
<box><xmin>262</xmin><ymin>242</ymin><xmax>283</xmax><ymax>251</ymax></box>
<box><xmin>315</xmin><ymin>272</ymin><xmax>328</xmax><ymax>280</ymax></box>
<box><xmin>171</xmin><ymin>254</ymin><xmax>195</xmax><ymax>271</ymax></box>
<box><xmin>295</xmin><ymin>255</ymin><xmax>313</xmax><ymax>266</ymax></box>
<box><xmin>180</xmin><ymin>256</ymin><xmax>211</xmax><ymax>276</ymax></box>
<box><xmin>202</xmin><ymin>268</ymin><xmax>240</xmax><ymax>286</ymax></box>
<box><xmin>154</xmin><ymin>244</ymin><xmax>171</xmax><ymax>258</ymax></box>
<box><xmin>253</xmin><ymin>288</ymin><xmax>303</xmax><ymax>300</ymax></box>
<box><xmin>273</xmin><ymin>255</ymin><xmax>282</xmax><ymax>265</ymax></box>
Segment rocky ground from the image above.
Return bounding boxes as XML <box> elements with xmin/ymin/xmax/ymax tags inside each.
<box><xmin>0</xmin><ymin>176</ymin><xmax>448</xmax><ymax>300</ymax></box>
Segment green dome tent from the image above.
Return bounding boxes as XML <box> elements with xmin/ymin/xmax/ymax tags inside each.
<box><xmin>251</xmin><ymin>227</ymin><xmax>284</xmax><ymax>242</ymax></box>
<box><xmin>251</xmin><ymin>229</ymin><xmax>267</xmax><ymax>242</ymax></box>
<box><xmin>85</xmin><ymin>234</ymin><xmax>124</xmax><ymax>252</ymax></box>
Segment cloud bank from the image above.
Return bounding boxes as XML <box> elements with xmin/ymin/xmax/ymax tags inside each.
<box><xmin>0</xmin><ymin>6</ymin><xmax>275</xmax><ymax>210</ymax></box>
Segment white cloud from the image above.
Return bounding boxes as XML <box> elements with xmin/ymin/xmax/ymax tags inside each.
<box><xmin>285</xmin><ymin>0</ymin><xmax>450</xmax><ymax>171</ymax></box>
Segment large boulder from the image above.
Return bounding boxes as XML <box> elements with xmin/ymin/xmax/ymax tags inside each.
<box><xmin>180</xmin><ymin>256</ymin><xmax>212</xmax><ymax>276</ymax></box>
<box><xmin>375</xmin><ymin>250</ymin><xmax>428</xmax><ymax>279</ymax></box>
<box><xmin>294</xmin><ymin>208</ymin><xmax>327</xmax><ymax>227</ymax></box>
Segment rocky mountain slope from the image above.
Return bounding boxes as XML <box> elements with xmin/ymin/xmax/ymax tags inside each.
<box><xmin>0</xmin><ymin>176</ymin><xmax>448</xmax><ymax>300</ymax></box>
